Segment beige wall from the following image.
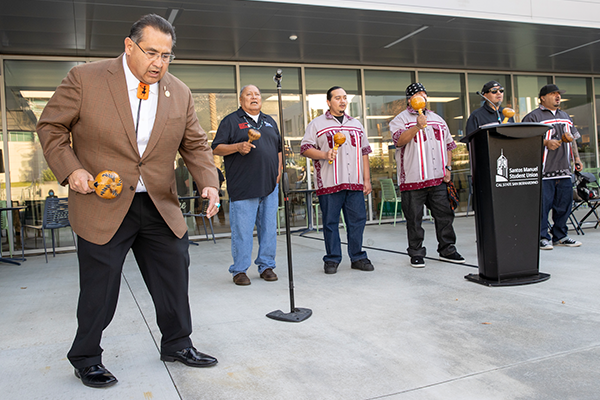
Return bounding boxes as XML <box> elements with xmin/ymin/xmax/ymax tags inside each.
<box><xmin>254</xmin><ymin>0</ymin><xmax>600</xmax><ymax>29</ymax></box>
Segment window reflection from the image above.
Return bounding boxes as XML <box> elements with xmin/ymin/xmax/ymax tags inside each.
<box><xmin>364</xmin><ymin>70</ymin><xmax>414</xmax><ymax>221</ymax></box>
<box><xmin>4</xmin><ymin>58</ymin><xmax>600</xmax><ymax>237</ymax></box>
<box><xmin>556</xmin><ymin>76</ymin><xmax>595</xmax><ymax>169</ymax></box>
<box><xmin>3</xmin><ymin>60</ymin><xmax>80</xmax><ymax>252</ymax></box>
<box><xmin>418</xmin><ymin>72</ymin><xmax>469</xmax><ymax>211</ymax></box>
<box><xmin>240</xmin><ymin>66</ymin><xmax>306</xmax><ymax>227</ymax></box>
<box><xmin>596</xmin><ymin>78</ymin><xmax>600</xmax><ymax>171</ymax></box>
<box><xmin>513</xmin><ymin>75</ymin><xmax>552</xmax><ymax>121</ymax></box>
<box><xmin>467</xmin><ymin>73</ymin><xmax>513</xmax><ymax>120</ymax></box>
<box><xmin>304</xmin><ymin>68</ymin><xmax>364</xmax><ymax>225</ymax></box>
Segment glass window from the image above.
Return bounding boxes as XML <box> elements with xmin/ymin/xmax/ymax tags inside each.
<box><xmin>4</xmin><ymin>60</ymin><xmax>80</xmax><ymax>251</ymax></box>
<box><xmin>418</xmin><ymin>72</ymin><xmax>466</xmax><ymax>138</ymax></box>
<box><xmin>240</xmin><ymin>66</ymin><xmax>307</xmax><ymax>226</ymax></box>
<box><xmin>169</xmin><ymin>64</ymin><xmax>237</xmax><ymax>140</ymax></box>
<box><xmin>467</xmin><ymin>73</ymin><xmax>513</xmax><ymax>121</ymax></box>
<box><xmin>169</xmin><ymin>65</ymin><xmax>238</xmax><ymax>235</ymax></box>
<box><xmin>304</xmin><ymin>68</ymin><xmax>365</xmax><ymax>223</ymax></box>
<box><xmin>418</xmin><ymin>72</ymin><xmax>469</xmax><ymax>211</ymax></box>
<box><xmin>555</xmin><ymin>76</ymin><xmax>596</xmax><ymax>169</ymax></box>
<box><xmin>513</xmin><ymin>75</ymin><xmax>552</xmax><ymax>121</ymax></box>
<box><xmin>595</xmin><ymin>78</ymin><xmax>600</xmax><ymax>169</ymax></box>
<box><xmin>364</xmin><ymin>70</ymin><xmax>414</xmax><ymax>221</ymax></box>
<box><xmin>305</xmin><ymin>68</ymin><xmax>362</xmax><ymax>123</ymax></box>
<box><xmin>241</xmin><ymin>66</ymin><xmax>305</xmax><ymax>173</ymax></box>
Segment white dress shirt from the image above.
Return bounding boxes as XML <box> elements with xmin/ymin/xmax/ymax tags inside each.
<box><xmin>122</xmin><ymin>55</ymin><xmax>158</xmax><ymax>192</ymax></box>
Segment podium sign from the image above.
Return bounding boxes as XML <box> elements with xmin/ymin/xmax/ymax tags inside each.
<box><xmin>461</xmin><ymin>123</ymin><xmax>551</xmax><ymax>286</ymax></box>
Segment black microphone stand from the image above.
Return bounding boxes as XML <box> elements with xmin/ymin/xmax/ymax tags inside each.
<box><xmin>266</xmin><ymin>69</ymin><xmax>312</xmax><ymax>323</ymax></box>
<box><xmin>476</xmin><ymin>91</ymin><xmax>502</xmax><ymax>123</ymax></box>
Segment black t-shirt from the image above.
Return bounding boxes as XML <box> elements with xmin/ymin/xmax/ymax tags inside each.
<box><xmin>212</xmin><ymin>108</ymin><xmax>282</xmax><ymax>201</ymax></box>
<box><xmin>465</xmin><ymin>102</ymin><xmax>514</xmax><ymax>136</ymax></box>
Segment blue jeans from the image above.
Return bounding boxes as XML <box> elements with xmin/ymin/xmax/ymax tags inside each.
<box><xmin>229</xmin><ymin>184</ymin><xmax>278</xmax><ymax>275</ymax></box>
<box><xmin>400</xmin><ymin>184</ymin><xmax>457</xmax><ymax>257</ymax></box>
<box><xmin>541</xmin><ymin>178</ymin><xmax>572</xmax><ymax>242</ymax></box>
<box><xmin>318</xmin><ymin>190</ymin><xmax>367</xmax><ymax>264</ymax></box>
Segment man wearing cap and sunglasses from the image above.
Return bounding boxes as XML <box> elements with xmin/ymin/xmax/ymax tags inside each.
<box><xmin>466</xmin><ymin>81</ymin><xmax>514</xmax><ymax>135</ymax></box>
<box><xmin>522</xmin><ymin>84</ymin><xmax>582</xmax><ymax>250</ymax></box>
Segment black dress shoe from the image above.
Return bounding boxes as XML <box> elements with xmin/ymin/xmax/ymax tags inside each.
<box><xmin>161</xmin><ymin>346</ymin><xmax>218</xmax><ymax>368</ymax></box>
<box><xmin>74</xmin><ymin>364</ymin><xmax>118</xmax><ymax>388</ymax></box>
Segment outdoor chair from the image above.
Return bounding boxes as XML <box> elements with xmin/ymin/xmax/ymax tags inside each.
<box><xmin>568</xmin><ymin>171</ymin><xmax>600</xmax><ymax>235</ymax></box>
<box><xmin>179</xmin><ymin>196</ymin><xmax>216</xmax><ymax>244</ymax></box>
<box><xmin>378</xmin><ymin>178</ymin><xmax>402</xmax><ymax>225</ymax></box>
<box><xmin>26</xmin><ymin>197</ymin><xmax>76</xmax><ymax>263</ymax></box>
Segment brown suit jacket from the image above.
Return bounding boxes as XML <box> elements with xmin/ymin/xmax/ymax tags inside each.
<box><xmin>37</xmin><ymin>55</ymin><xmax>218</xmax><ymax>245</ymax></box>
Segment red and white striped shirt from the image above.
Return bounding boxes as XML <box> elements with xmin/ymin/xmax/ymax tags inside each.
<box><xmin>301</xmin><ymin>111</ymin><xmax>372</xmax><ymax>196</ymax></box>
<box><xmin>390</xmin><ymin>106</ymin><xmax>457</xmax><ymax>192</ymax></box>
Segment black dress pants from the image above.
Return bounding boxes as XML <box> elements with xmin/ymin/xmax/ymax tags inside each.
<box><xmin>67</xmin><ymin>193</ymin><xmax>192</xmax><ymax>369</ymax></box>
<box><xmin>400</xmin><ymin>183</ymin><xmax>457</xmax><ymax>258</ymax></box>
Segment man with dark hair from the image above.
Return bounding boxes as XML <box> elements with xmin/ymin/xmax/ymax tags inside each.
<box><xmin>37</xmin><ymin>13</ymin><xmax>220</xmax><ymax>388</ymax></box>
<box><xmin>522</xmin><ymin>84</ymin><xmax>582</xmax><ymax>250</ymax></box>
<box><xmin>212</xmin><ymin>84</ymin><xmax>282</xmax><ymax>285</ymax></box>
<box><xmin>129</xmin><ymin>13</ymin><xmax>177</xmax><ymax>45</ymax></box>
<box><xmin>466</xmin><ymin>80</ymin><xmax>514</xmax><ymax>135</ymax></box>
<box><xmin>301</xmin><ymin>86</ymin><xmax>374</xmax><ymax>275</ymax></box>
<box><xmin>389</xmin><ymin>83</ymin><xmax>464</xmax><ymax>268</ymax></box>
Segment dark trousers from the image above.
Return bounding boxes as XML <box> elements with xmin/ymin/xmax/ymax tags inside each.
<box><xmin>67</xmin><ymin>193</ymin><xmax>192</xmax><ymax>369</ymax></box>
<box><xmin>400</xmin><ymin>184</ymin><xmax>457</xmax><ymax>257</ymax></box>
<box><xmin>319</xmin><ymin>190</ymin><xmax>367</xmax><ymax>263</ymax></box>
<box><xmin>541</xmin><ymin>178</ymin><xmax>573</xmax><ymax>242</ymax></box>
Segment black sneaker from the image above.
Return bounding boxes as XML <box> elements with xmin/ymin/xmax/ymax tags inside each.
<box><xmin>351</xmin><ymin>258</ymin><xmax>374</xmax><ymax>271</ymax></box>
<box><xmin>540</xmin><ymin>238</ymin><xmax>554</xmax><ymax>250</ymax></box>
<box><xmin>324</xmin><ymin>261</ymin><xmax>339</xmax><ymax>274</ymax></box>
<box><xmin>439</xmin><ymin>252</ymin><xmax>465</xmax><ymax>264</ymax></box>
<box><xmin>554</xmin><ymin>237</ymin><xmax>582</xmax><ymax>247</ymax></box>
<box><xmin>410</xmin><ymin>256</ymin><xmax>425</xmax><ymax>268</ymax></box>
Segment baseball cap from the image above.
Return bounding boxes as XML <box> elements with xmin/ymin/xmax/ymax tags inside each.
<box><xmin>481</xmin><ymin>81</ymin><xmax>502</xmax><ymax>93</ymax></box>
<box><xmin>539</xmin><ymin>84</ymin><xmax>566</xmax><ymax>97</ymax></box>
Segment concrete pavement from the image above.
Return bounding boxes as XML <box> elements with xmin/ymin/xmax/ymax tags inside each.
<box><xmin>1</xmin><ymin>215</ymin><xmax>600</xmax><ymax>399</ymax></box>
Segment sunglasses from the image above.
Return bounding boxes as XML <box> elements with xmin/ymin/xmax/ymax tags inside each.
<box><xmin>488</xmin><ymin>88</ymin><xmax>505</xmax><ymax>94</ymax></box>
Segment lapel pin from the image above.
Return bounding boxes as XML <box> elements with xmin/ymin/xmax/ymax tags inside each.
<box><xmin>164</xmin><ymin>86</ymin><xmax>170</xmax><ymax>97</ymax></box>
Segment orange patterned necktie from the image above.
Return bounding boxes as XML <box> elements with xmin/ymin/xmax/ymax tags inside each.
<box><xmin>137</xmin><ymin>82</ymin><xmax>149</xmax><ymax>100</ymax></box>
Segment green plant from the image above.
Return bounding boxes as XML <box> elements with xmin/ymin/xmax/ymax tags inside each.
<box><xmin>42</xmin><ymin>168</ymin><xmax>57</xmax><ymax>182</ymax></box>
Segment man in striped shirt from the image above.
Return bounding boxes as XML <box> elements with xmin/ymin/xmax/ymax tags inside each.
<box><xmin>522</xmin><ymin>84</ymin><xmax>582</xmax><ymax>250</ymax></box>
<box><xmin>389</xmin><ymin>83</ymin><xmax>464</xmax><ymax>268</ymax></box>
<box><xmin>301</xmin><ymin>86</ymin><xmax>374</xmax><ymax>275</ymax></box>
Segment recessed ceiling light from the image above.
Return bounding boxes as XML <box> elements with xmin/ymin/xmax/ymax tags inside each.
<box><xmin>384</xmin><ymin>26</ymin><xmax>429</xmax><ymax>49</ymax></box>
<box><xmin>166</xmin><ymin>9</ymin><xmax>180</xmax><ymax>25</ymax></box>
<box><xmin>549</xmin><ymin>38</ymin><xmax>600</xmax><ymax>57</ymax></box>
<box><xmin>289</xmin><ymin>35</ymin><xmax>298</xmax><ymax>41</ymax></box>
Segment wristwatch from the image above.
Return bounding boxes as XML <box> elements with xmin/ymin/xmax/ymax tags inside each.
<box><xmin>445</xmin><ymin>165</ymin><xmax>452</xmax><ymax>171</ymax></box>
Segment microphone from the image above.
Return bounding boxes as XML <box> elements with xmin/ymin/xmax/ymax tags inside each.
<box><xmin>476</xmin><ymin>91</ymin><xmax>501</xmax><ymax>122</ymax></box>
<box><xmin>273</xmin><ymin>69</ymin><xmax>283</xmax><ymax>83</ymax></box>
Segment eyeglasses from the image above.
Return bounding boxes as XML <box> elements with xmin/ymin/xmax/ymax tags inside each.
<box><xmin>131</xmin><ymin>39</ymin><xmax>175</xmax><ymax>63</ymax></box>
<box><xmin>489</xmin><ymin>88</ymin><xmax>505</xmax><ymax>94</ymax></box>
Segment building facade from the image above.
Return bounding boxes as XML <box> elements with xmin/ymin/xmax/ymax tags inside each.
<box><xmin>1</xmin><ymin>0</ymin><xmax>600</xmax><ymax>251</ymax></box>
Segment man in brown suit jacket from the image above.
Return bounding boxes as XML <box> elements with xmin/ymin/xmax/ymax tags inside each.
<box><xmin>37</xmin><ymin>14</ymin><xmax>220</xmax><ymax>388</ymax></box>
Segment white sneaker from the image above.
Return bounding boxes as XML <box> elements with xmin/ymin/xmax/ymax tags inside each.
<box><xmin>554</xmin><ymin>237</ymin><xmax>582</xmax><ymax>247</ymax></box>
<box><xmin>540</xmin><ymin>239</ymin><xmax>553</xmax><ymax>250</ymax></box>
